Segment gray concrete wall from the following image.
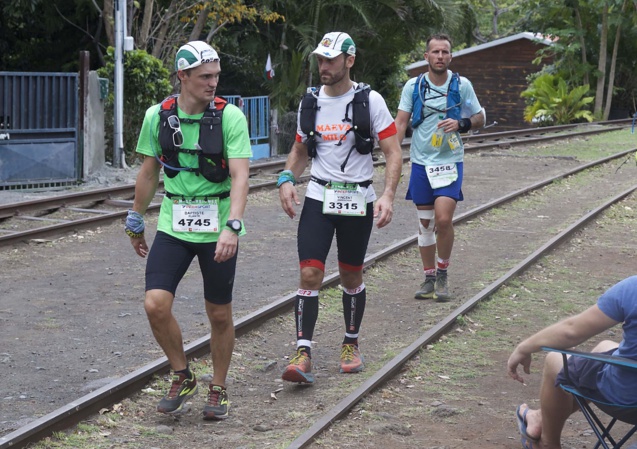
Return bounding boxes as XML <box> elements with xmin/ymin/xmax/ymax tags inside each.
<box><xmin>84</xmin><ymin>71</ymin><xmax>105</xmax><ymax>178</ymax></box>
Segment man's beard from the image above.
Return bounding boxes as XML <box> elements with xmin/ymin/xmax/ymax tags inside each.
<box><xmin>321</xmin><ymin>67</ymin><xmax>347</xmax><ymax>86</ymax></box>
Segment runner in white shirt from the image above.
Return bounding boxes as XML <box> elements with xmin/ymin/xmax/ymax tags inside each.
<box><xmin>278</xmin><ymin>31</ymin><xmax>402</xmax><ymax>384</ymax></box>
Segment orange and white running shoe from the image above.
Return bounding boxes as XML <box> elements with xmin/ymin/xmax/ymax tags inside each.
<box><xmin>282</xmin><ymin>348</ymin><xmax>314</xmax><ymax>384</ymax></box>
<box><xmin>339</xmin><ymin>344</ymin><xmax>365</xmax><ymax>373</ymax></box>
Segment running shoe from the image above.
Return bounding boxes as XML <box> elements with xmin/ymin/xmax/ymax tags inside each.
<box><xmin>202</xmin><ymin>384</ymin><xmax>229</xmax><ymax>420</ymax></box>
<box><xmin>415</xmin><ymin>276</ymin><xmax>436</xmax><ymax>299</ymax></box>
<box><xmin>281</xmin><ymin>348</ymin><xmax>314</xmax><ymax>384</ymax></box>
<box><xmin>157</xmin><ymin>371</ymin><xmax>198</xmax><ymax>414</ymax></box>
<box><xmin>434</xmin><ymin>271</ymin><xmax>450</xmax><ymax>302</ymax></box>
<box><xmin>340</xmin><ymin>344</ymin><xmax>364</xmax><ymax>373</ymax></box>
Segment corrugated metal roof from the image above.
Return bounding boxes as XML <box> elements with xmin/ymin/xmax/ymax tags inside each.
<box><xmin>405</xmin><ymin>32</ymin><xmax>554</xmax><ymax>71</ymax></box>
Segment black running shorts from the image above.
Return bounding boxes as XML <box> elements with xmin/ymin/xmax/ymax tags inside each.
<box><xmin>145</xmin><ymin>231</ymin><xmax>237</xmax><ymax>304</ymax></box>
<box><xmin>297</xmin><ymin>198</ymin><xmax>374</xmax><ymax>272</ymax></box>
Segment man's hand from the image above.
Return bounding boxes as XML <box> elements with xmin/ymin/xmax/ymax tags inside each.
<box><xmin>130</xmin><ymin>236</ymin><xmax>149</xmax><ymax>258</ymax></box>
<box><xmin>438</xmin><ymin>118</ymin><xmax>460</xmax><ymax>133</ymax></box>
<box><xmin>279</xmin><ymin>182</ymin><xmax>301</xmax><ymax>219</ymax></box>
<box><xmin>373</xmin><ymin>195</ymin><xmax>394</xmax><ymax>228</ymax></box>
<box><xmin>507</xmin><ymin>348</ymin><xmax>533</xmax><ymax>384</ymax></box>
<box><xmin>214</xmin><ymin>230</ymin><xmax>238</xmax><ymax>263</ymax></box>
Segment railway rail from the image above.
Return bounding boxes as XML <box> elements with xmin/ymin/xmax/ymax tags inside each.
<box><xmin>1</xmin><ymin>129</ymin><xmax>636</xmax><ymax>448</ymax></box>
<box><xmin>0</xmin><ymin>120</ymin><xmax>630</xmax><ymax>247</ymax></box>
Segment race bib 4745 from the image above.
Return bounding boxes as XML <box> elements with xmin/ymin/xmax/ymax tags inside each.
<box><xmin>172</xmin><ymin>198</ymin><xmax>220</xmax><ymax>232</ymax></box>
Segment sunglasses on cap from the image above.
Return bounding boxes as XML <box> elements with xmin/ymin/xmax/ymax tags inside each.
<box><xmin>167</xmin><ymin>115</ymin><xmax>184</xmax><ymax>147</ymax></box>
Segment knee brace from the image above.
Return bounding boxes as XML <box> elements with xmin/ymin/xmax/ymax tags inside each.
<box><xmin>417</xmin><ymin>209</ymin><xmax>436</xmax><ymax>247</ymax></box>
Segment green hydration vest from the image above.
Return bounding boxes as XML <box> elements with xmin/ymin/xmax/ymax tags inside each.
<box><xmin>158</xmin><ymin>94</ymin><xmax>229</xmax><ymax>183</ymax></box>
<box><xmin>299</xmin><ymin>84</ymin><xmax>374</xmax><ymax>172</ymax></box>
<box><xmin>411</xmin><ymin>72</ymin><xmax>461</xmax><ymax>129</ymax></box>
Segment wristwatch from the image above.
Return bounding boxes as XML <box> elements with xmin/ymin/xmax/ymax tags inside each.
<box><xmin>226</xmin><ymin>219</ymin><xmax>242</xmax><ymax>234</ymax></box>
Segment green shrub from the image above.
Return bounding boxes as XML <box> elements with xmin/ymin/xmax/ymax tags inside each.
<box><xmin>97</xmin><ymin>48</ymin><xmax>173</xmax><ymax>164</ymax></box>
<box><xmin>521</xmin><ymin>73</ymin><xmax>594</xmax><ymax>126</ymax></box>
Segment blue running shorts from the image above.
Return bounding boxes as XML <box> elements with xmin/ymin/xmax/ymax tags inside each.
<box><xmin>406</xmin><ymin>162</ymin><xmax>464</xmax><ymax>206</ymax></box>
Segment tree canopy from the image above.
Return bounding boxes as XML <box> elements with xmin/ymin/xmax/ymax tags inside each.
<box><xmin>2</xmin><ymin>0</ymin><xmax>637</xmax><ymax>121</ymax></box>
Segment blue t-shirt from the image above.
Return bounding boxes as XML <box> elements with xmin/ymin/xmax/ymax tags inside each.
<box><xmin>596</xmin><ymin>275</ymin><xmax>637</xmax><ymax>405</ymax></box>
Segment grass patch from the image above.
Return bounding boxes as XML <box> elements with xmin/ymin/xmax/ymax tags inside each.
<box><xmin>461</xmin><ymin>157</ymin><xmax>634</xmax><ymax>237</ymax></box>
<box><xmin>31</xmin><ymin>423</ymin><xmax>114</xmax><ymax>449</ymax></box>
<box><xmin>521</xmin><ymin>129</ymin><xmax>636</xmax><ymax>161</ymax></box>
<box><xmin>318</xmin><ymin>286</ymin><xmax>346</xmax><ymax>319</ymax></box>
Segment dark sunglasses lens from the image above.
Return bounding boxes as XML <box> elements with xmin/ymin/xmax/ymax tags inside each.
<box><xmin>167</xmin><ymin>115</ymin><xmax>180</xmax><ymax>129</ymax></box>
<box><xmin>173</xmin><ymin>130</ymin><xmax>184</xmax><ymax>147</ymax></box>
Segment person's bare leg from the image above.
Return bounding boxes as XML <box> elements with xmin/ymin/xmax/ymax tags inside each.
<box><xmin>433</xmin><ymin>197</ymin><xmax>456</xmax><ymax>259</ymax></box>
<box><xmin>205</xmin><ymin>302</ymin><xmax>234</xmax><ymax>387</ymax></box>
<box><xmin>592</xmin><ymin>340</ymin><xmax>619</xmax><ymax>353</ymax></box>
<box><xmin>144</xmin><ymin>289</ymin><xmax>187</xmax><ymax>370</ymax></box>
<box><xmin>517</xmin><ymin>352</ymin><xmax>576</xmax><ymax>449</ymax></box>
<box><xmin>523</xmin><ymin>340</ymin><xmax>619</xmax><ymax>448</ymax></box>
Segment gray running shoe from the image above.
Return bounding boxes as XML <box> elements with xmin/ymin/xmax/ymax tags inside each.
<box><xmin>157</xmin><ymin>372</ymin><xmax>198</xmax><ymax>414</ymax></box>
<box><xmin>434</xmin><ymin>271</ymin><xmax>450</xmax><ymax>302</ymax></box>
<box><xmin>415</xmin><ymin>277</ymin><xmax>436</xmax><ymax>299</ymax></box>
<box><xmin>202</xmin><ymin>384</ymin><xmax>229</xmax><ymax>420</ymax></box>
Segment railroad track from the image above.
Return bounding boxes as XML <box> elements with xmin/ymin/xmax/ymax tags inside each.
<box><xmin>462</xmin><ymin>118</ymin><xmax>629</xmax><ymax>147</ymax></box>
<box><xmin>0</xmin><ymin>120</ymin><xmax>630</xmax><ymax>247</ymax></box>
<box><xmin>1</xmin><ymin>131</ymin><xmax>636</xmax><ymax>447</ymax></box>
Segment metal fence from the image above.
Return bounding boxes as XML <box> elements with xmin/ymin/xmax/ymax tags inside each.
<box><xmin>242</xmin><ymin>96</ymin><xmax>270</xmax><ymax>144</ymax></box>
<box><xmin>224</xmin><ymin>94</ymin><xmax>270</xmax><ymax>159</ymax></box>
<box><xmin>0</xmin><ymin>72</ymin><xmax>79</xmax><ymax>189</ymax></box>
<box><xmin>0</xmin><ymin>78</ymin><xmax>269</xmax><ymax>190</ymax></box>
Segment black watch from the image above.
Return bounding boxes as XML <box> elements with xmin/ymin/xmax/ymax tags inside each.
<box><xmin>226</xmin><ymin>219</ymin><xmax>242</xmax><ymax>234</ymax></box>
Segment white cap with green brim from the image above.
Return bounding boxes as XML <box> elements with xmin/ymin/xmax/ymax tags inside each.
<box><xmin>175</xmin><ymin>41</ymin><xmax>220</xmax><ymax>71</ymax></box>
<box><xmin>312</xmin><ymin>32</ymin><xmax>356</xmax><ymax>59</ymax></box>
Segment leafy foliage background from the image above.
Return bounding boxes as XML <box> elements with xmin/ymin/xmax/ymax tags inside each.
<box><xmin>97</xmin><ymin>48</ymin><xmax>173</xmax><ymax>164</ymax></box>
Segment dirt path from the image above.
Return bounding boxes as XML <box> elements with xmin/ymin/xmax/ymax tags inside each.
<box><xmin>1</xmin><ymin>131</ymin><xmax>636</xmax><ymax>449</ymax></box>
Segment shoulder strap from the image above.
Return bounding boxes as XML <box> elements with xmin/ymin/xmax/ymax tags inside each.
<box><xmin>338</xmin><ymin>83</ymin><xmax>374</xmax><ymax>172</ymax></box>
<box><xmin>157</xmin><ymin>94</ymin><xmax>182</xmax><ymax>178</ymax></box>
<box><xmin>213</xmin><ymin>96</ymin><xmax>228</xmax><ymax>111</ymax></box>
<box><xmin>411</xmin><ymin>74</ymin><xmax>429</xmax><ymax>129</ymax></box>
<box><xmin>160</xmin><ymin>94</ymin><xmax>178</xmax><ymax>112</ymax></box>
<box><xmin>198</xmin><ymin>97</ymin><xmax>224</xmax><ymax>157</ymax></box>
<box><xmin>351</xmin><ymin>83</ymin><xmax>373</xmax><ymax>154</ymax></box>
<box><xmin>196</xmin><ymin>97</ymin><xmax>229</xmax><ymax>183</ymax></box>
<box><xmin>352</xmin><ymin>83</ymin><xmax>371</xmax><ymax>122</ymax></box>
<box><xmin>158</xmin><ymin>95</ymin><xmax>179</xmax><ymax>154</ymax></box>
<box><xmin>299</xmin><ymin>88</ymin><xmax>320</xmax><ymax>158</ymax></box>
<box><xmin>445</xmin><ymin>72</ymin><xmax>462</xmax><ymax>120</ymax></box>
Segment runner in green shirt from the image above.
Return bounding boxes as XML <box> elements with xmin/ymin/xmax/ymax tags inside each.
<box><xmin>126</xmin><ymin>40</ymin><xmax>251</xmax><ymax>421</ymax></box>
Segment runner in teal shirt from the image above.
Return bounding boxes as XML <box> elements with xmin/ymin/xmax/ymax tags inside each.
<box><xmin>395</xmin><ymin>33</ymin><xmax>484</xmax><ymax>302</ymax></box>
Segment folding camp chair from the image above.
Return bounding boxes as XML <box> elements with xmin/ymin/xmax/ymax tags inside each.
<box><xmin>542</xmin><ymin>347</ymin><xmax>637</xmax><ymax>449</ymax></box>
